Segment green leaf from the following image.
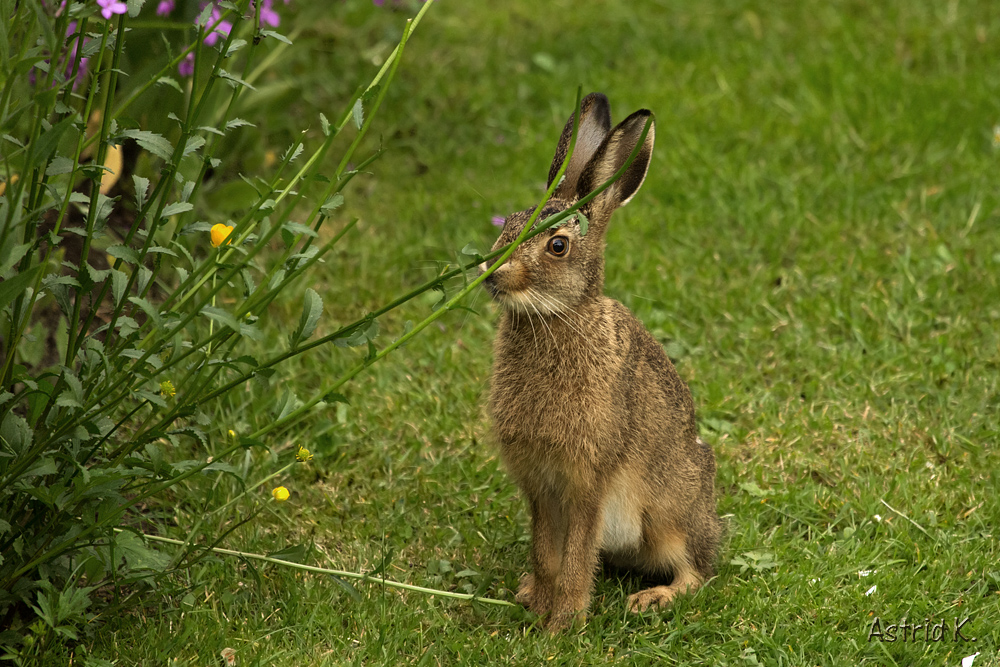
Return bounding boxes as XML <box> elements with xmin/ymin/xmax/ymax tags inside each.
<box><xmin>268</xmin><ymin>544</ymin><xmax>307</xmax><ymax>563</ymax></box>
<box><xmin>201</xmin><ymin>306</ymin><xmax>241</xmax><ymax>333</ymax></box>
<box><xmin>23</xmin><ymin>457</ymin><xmax>57</xmax><ymax>478</ymax></box>
<box><xmin>461</xmin><ymin>243</ymin><xmax>481</xmax><ymax>256</ymax></box>
<box><xmin>217</xmin><ymin>69</ymin><xmax>256</xmax><ymax>90</ymax></box>
<box><xmin>282</xmin><ymin>221</ymin><xmax>316</xmax><ymax>238</ymax></box>
<box><xmin>225</xmin><ymin>38</ymin><xmax>247</xmax><ymax>57</ymax></box>
<box><xmin>128</xmin><ymin>296</ymin><xmax>162</xmax><ymax>326</ymax></box>
<box><xmin>115</xmin><ymin>530</ymin><xmax>170</xmax><ymax>572</ymax></box>
<box><xmin>28</xmin><ymin>116</ymin><xmax>76</xmax><ymax>170</ymax></box>
<box><xmin>107</xmin><ymin>244</ymin><xmax>140</xmax><ymax>265</ymax></box>
<box><xmin>290</xmin><ymin>288</ymin><xmax>323</xmax><ymax>348</ymax></box>
<box><xmin>0</xmin><ymin>412</ymin><xmax>33</xmax><ymax>454</ymax></box>
<box><xmin>161</xmin><ymin>202</ymin><xmax>194</xmax><ymax>217</ymax></box>
<box><xmin>261</xmin><ymin>29</ymin><xmax>292</xmax><ymax>45</ymax></box>
<box><xmin>0</xmin><ymin>242</ymin><xmax>32</xmax><ymax>278</ymax></box>
<box><xmin>46</xmin><ymin>156</ymin><xmax>75</xmax><ymax>176</ymax></box>
<box><xmin>156</xmin><ymin>76</ymin><xmax>184</xmax><ymax>93</ymax></box>
<box><xmin>323</xmin><ymin>392</ymin><xmax>349</xmax><ymax>404</ymax></box>
<box><xmin>0</xmin><ymin>264</ymin><xmax>43</xmax><ymax>313</ymax></box>
<box><xmin>126</xmin><ymin>0</ymin><xmax>146</xmax><ymax>18</ymax></box>
<box><xmin>319</xmin><ymin>113</ymin><xmax>330</xmax><ymax>137</ymax></box>
<box><xmin>320</xmin><ymin>193</ymin><xmax>344</xmax><ymax>213</ymax></box>
<box><xmin>225</xmin><ymin>118</ymin><xmax>254</xmax><ymax>130</ymax></box>
<box><xmin>576</xmin><ymin>210</ymin><xmax>589</xmax><ymax>236</ymax></box>
<box><xmin>120</xmin><ymin>129</ymin><xmax>174</xmax><ymax>162</ymax></box>
<box><xmin>133</xmin><ymin>175</ymin><xmax>150</xmax><ymax>211</ymax></box>
<box><xmin>329</xmin><ymin>575</ymin><xmax>361</xmax><ymax>602</ymax></box>
<box><xmin>182</xmin><ymin>136</ymin><xmax>206</xmax><ymax>157</ymax></box>
<box><xmin>352</xmin><ymin>98</ymin><xmax>364</xmax><ymax>130</ymax></box>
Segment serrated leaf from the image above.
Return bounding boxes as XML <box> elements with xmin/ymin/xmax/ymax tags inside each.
<box><xmin>0</xmin><ymin>243</ymin><xmax>31</xmax><ymax>278</ymax></box>
<box><xmin>196</xmin><ymin>2</ymin><xmax>213</xmax><ymax>28</ymax></box>
<box><xmin>320</xmin><ymin>193</ymin><xmax>344</xmax><ymax>213</ymax></box>
<box><xmin>319</xmin><ymin>113</ymin><xmax>330</xmax><ymax>137</ymax></box>
<box><xmin>116</xmin><ymin>530</ymin><xmax>170</xmax><ymax>571</ymax></box>
<box><xmin>576</xmin><ymin>210</ymin><xmax>589</xmax><ymax>236</ymax></box>
<box><xmin>261</xmin><ymin>29</ymin><xmax>292</xmax><ymax>45</ymax></box>
<box><xmin>226</xmin><ymin>118</ymin><xmax>254</xmax><ymax>130</ymax></box>
<box><xmin>126</xmin><ymin>0</ymin><xmax>146</xmax><ymax>18</ymax></box>
<box><xmin>133</xmin><ymin>175</ymin><xmax>149</xmax><ymax>211</ymax></box>
<box><xmin>46</xmin><ymin>156</ymin><xmax>75</xmax><ymax>176</ymax></box>
<box><xmin>182</xmin><ymin>135</ymin><xmax>205</xmax><ymax>157</ymax></box>
<box><xmin>0</xmin><ymin>264</ymin><xmax>43</xmax><ymax>313</ymax></box>
<box><xmin>217</xmin><ymin>69</ymin><xmax>256</xmax><ymax>90</ymax></box>
<box><xmin>240</xmin><ymin>323</ymin><xmax>263</xmax><ymax>340</ymax></box>
<box><xmin>129</xmin><ymin>296</ymin><xmax>162</xmax><ymax>326</ymax></box>
<box><xmin>145</xmin><ymin>246</ymin><xmax>178</xmax><ymax>257</ymax></box>
<box><xmin>120</xmin><ymin>129</ymin><xmax>174</xmax><ymax>162</ymax></box>
<box><xmin>281</xmin><ymin>142</ymin><xmax>303</xmax><ymax>164</ymax></box>
<box><xmin>282</xmin><ymin>221</ymin><xmax>317</xmax><ymax>238</ymax></box>
<box><xmin>28</xmin><ymin>116</ymin><xmax>75</xmax><ymax>170</ymax></box>
<box><xmin>161</xmin><ymin>202</ymin><xmax>194</xmax><ymax>217</ymax></box>
<box><xmin>110</xmin><ymin>269</ymin><xmax>128</xmax><ymax>305</ymax></box>
<box><xmin>23</xmin><ymin>457</ymin><xmax>56</xmax><ymax>478</ymax></box>
<box><xmin>157</xmin><ymin>76</ymin><xmax>183</xmax><ymax>93</ymax></box>
<box><xmin>106</xmin><ymin>244</ymin><xmax>140</xmax><ymax>265</ymax></box>
<box><xmin>63</xmin><ymin>369</ymin><xmax>84</xmax><ymax>403</ymax></box>
<box><xmin>225</xmin><ymin>38</ymin><xmax>247</xmax><ymax>57</ymax></box>
<box><xmin>0</xmin><ymin>412</ymin><xmax>33</xmax><ymax>454</ymax></box>
<box><xmin>201</xmin><ymin>306</ymin><xmax>240</xmax><ymax>333</ymax></box>
<box><xmin>351</xmin><ymin>99</ymin><xmax>364</xmax><ymax>130</ymax></box>
<box><xmin>290</xmin><ymin>288</ymin><xmax>323</xmax><ymax>348</ymax></box>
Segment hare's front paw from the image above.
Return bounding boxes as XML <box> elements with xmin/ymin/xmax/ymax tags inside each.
<box><xmin>515</xmin><ymin>573</ymin><xmax>553</xmax><ymax>616</ymax></box>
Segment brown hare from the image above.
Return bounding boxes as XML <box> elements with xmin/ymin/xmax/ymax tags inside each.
<box><xmin>482</xmin><ymin>93</ymin><xmax>722</xmax><ymax>632</ymax></box>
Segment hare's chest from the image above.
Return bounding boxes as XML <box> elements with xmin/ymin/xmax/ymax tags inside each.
<box><xmin>600</xmin><ymin>479</ymin><xmax>644</xmax><ymax>554</ymax></box>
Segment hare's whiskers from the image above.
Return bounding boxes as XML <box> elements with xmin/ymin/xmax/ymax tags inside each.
<box><xmin>534</xmin><ymin>291</ymin><xmax>588</xmax><ymax>340</ymax></box>
<box><xmin>526</xmin><ymin>290</ymin><xmax>557</xmax><ymax>347</ymax></box>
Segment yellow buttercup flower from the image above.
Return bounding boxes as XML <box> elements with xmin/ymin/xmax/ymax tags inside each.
<box><xmin>210</xmin><ymin>223</ymin><xmax>235</xmax><ymax>248</ymax></box>
<box><xmin>295</xmin><ymin>446</ymin><xmax>313</xmax><ymax>462</ymax></box>
<box><xmin>271</xmin><ymin>486</ymin><xmax>290</xmax><ymax>502</ymax></box>
<box><xmin>228</xmin><ymin>429</ymin><xmax>236</xmax><ymax>439</ymax></box>
<box><xmin>159</xmin><ymin>380</ymin><xmax>176</xmax><ymax>398</ymax></box>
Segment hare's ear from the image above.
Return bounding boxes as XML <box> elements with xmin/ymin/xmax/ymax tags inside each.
<box><xmin>547</xmin><ymin>93</ymin><xmax>612</xmax><ymax>199</ymax></box>
<box><xmin>576</xmin><ymin>109</ymin><xmax>655</xmax><ymax>229</ymax></box>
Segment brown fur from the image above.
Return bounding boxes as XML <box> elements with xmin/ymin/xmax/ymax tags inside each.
<box><xmin>482</xmin><ymin>93</ymin><xmax>722</xmax><ymax>631</ymax></box>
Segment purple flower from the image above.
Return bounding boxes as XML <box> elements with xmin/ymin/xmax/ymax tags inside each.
<box><xmin>32</xmin><ymin>20</ymin><xmax>90</xmax><ymax>89</ymax></box>
<box><xmin>178</xmin><ymin>52</ymin><xmax>195</xmax><ymax>77</ymax></box>
<box><xmin>97</xmin><ymin>0</ymin><xmax>127</xmax><ymax>19</ymax></box>
<box><xmin>257</xmin><ymin>0</ymin><xmax>280</xmax><ymax>27</ymax></box>
<box><xmin>199</xmin><ymin>7</ymin><xmax>233</xmax><ymax>47</ymax></box>
<box><xmin>372</xmin><ymin>0</ymin><xmax>384</xmax><ymax>5</ymax></box>
<box><xmin>156</xmin><ymin>0</ymin><xmax>175</xmax><ymax>15</ymax></box>
<box><xmin>491</xmin><ymin>216</ymin><xmax>505</xmax><ymax>227</ymax></box>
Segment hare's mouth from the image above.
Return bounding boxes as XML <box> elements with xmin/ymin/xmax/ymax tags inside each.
<box><xmin>487</xmin><ymin>287</ymin><xmax>567</xmax><ymax>317</ymax></box>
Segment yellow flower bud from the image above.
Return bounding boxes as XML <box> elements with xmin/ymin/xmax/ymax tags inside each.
<box><xmin>271</xmin><ymin>486</ymin><xmax>290</xmax><ymax>502</ymax></box>
<box><xmin>295</xmin><ymin>446</ymin><xmax>313</xmax><ymax>462</ymax></box>
<box><xmin>210</xmin><ymin>223</ymin><xmax>235</xmax><ymax>248</ymax></box>
<box><xmin>159</xmin><ymin>380</ymin><xmax>176</xmax><ymax>398</ymax></box>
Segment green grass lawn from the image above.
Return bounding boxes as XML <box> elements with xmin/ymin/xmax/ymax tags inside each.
<box><xmin>88</xmin><ymin>0</ymin><xmax>999</xmax><ymax>664</ymax></box>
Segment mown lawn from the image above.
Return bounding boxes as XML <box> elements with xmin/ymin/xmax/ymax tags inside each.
<box><xmin>89</xmin><ymin>1</ymin><xmax>999</xmax><ymax>664</ymax></box>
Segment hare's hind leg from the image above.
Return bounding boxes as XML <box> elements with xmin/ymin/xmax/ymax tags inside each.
<box><xmin>627</xmin><ymin>527</ymin><xmax>704</xmax><ymax>613</ymax></box>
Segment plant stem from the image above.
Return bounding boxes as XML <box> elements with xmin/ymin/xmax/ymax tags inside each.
<box><xmin>131</xmin><ymin>531</ymin><xmax>516</xmax><ymax>607</ymax></box>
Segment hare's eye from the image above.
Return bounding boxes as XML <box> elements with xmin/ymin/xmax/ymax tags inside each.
<box><xmin>547</xmin><ymin>236</ymin><xmax>569</xmax><ymax>257</ymax></box>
